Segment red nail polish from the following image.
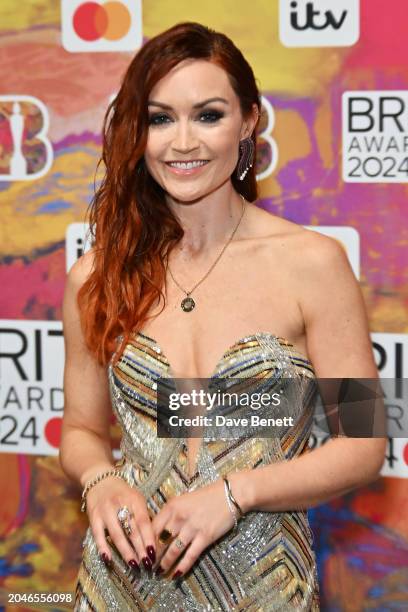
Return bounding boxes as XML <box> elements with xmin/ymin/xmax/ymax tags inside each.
<box><xmin>155</xmin><ymin>565</ymin><xmax>164</xmax><ymax>575</ymax></box>
<box><xmin>172</xmin><ymin>570</ymin><xmax>183</xmax><ymax>580</ymax></box>
<box><xmin>100</xmin><ymin>552</ymin><xmax>111</xmax><ymax>566</ymax></box>
<box><xmin>146</xmin><ymin>545</ymin><xmax>156</xmax><ymax>563</ymax></box>
<box><xmin>128</xmin><ymin>559</ymin><xmax>139</xmax><ymax>570</ymax></box>
<box><xmin>142</xmin><ymin>556</ymin><xmax>152</xmax><ymax>571</ymax></box>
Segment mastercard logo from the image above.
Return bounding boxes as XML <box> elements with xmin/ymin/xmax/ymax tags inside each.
<box><xmin>61</xmin><ymin>0</ymin><xmax>142</xmax><ymax>52</ymax></box>
<box><xmin>73</xmin><ymin>1</ymin><xmax>131</xmax><ymax>42</ymax></box>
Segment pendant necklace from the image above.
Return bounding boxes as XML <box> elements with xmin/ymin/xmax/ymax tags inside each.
<box><xmin>167</xmin><ymin>194</ymin><xmax>247</xmax><ymax>312</ymax></box>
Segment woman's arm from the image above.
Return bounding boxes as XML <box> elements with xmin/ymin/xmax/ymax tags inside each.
<box><xmin>59</xmin><ymin>250</ymin><xmax>116</xmax><ymax>489</ymax></box>
<box><xmin>60</xmin><ymin>251</ymin><xmax>159</xmax><ymax>569</ymax></box>
<box><xmin>151</xmin><ymin>231</ymin><xmax>387</xmax><ymax>578</ymax></box>
<box><xmin>228</xmin><ymin>436</ymin><xmax>385</xmax><ymax>513</ymax></box>
<box><xmin>228</xmin><ymin>231</ymin><xmax>387</xmax><ymax>513</ymax></box>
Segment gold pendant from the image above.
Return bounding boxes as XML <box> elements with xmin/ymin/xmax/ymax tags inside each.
<box><xmin>181</xmin><ymin>296</ymin><xmax>195</xmax><ymax>312</ymax></box>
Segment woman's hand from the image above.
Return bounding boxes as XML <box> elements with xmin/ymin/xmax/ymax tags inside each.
<box><xmin>85</xmin><ymin>476</ymin><xmax>157</xmax><ymax>572</ymax></box>
<box><xmin>151</xmin><ymin>477</ymin><xmax>237</xmax><ymax>579</ymax></box>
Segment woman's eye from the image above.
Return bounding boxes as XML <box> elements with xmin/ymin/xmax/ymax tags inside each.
<box><xmin>148</xmin><ymin>110</ymin><xmax>224</xmax><ymax>126</ymax></box>
<box><xmin>148</xmin><ymin>113</ymin><xmax>169</xmax><ymax>125</ymax></box>
<box><xmin>199</xmin><ymin>110</ymin><xmax>223</xmax><ymax>123</ymax></box>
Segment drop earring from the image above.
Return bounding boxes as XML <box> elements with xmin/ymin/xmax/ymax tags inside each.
<box><xmin>236</xmin><ymin>136</ymin><xmax>255</xmax><ymax>181</ymax></box>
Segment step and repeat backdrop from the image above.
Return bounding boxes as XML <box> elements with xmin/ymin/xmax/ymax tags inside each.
<box><xmin>1</xmin><ymin>1</ymin><xmax>407</xmax><ymax>610</ymax></box>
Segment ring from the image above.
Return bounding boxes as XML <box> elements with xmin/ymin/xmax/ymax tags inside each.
<box><xmin>117</xmin><ymin>505</ymin><xmax>133</xmax><ymax>522</ymax></box>
<box><xmin>159</xmin><ymin>528</ymin><xmax>174</xmax><ymax>544</ymax></box>
<box><xmin>117</xmin><ymin>505</ymin><xmax>134</xmax><ymax>536</ymax></box>
<box><xmin>122</xmin><ymin>523</ymin><xmax>132</xmax><ymax>536</ymax></box>
<box><xmin>174</xmin><ymin>538</ymin><xmax>185</xmax><ymax>550</ymax></box>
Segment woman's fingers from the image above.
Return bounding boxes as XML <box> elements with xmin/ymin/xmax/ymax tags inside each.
<box><xmin>103</xmin><ymin>510</ymin><xmax>141</xmax><ymax>570</ymax></box>
<box><xmin>155</xmin><ymin>526</ymin><xmax>195</xmax><ymax>576</ymax></box>
<box><xmin>151</xmin><ymin>502</ymin><xmax>171</xmax><ymax>540</ymax></box>
<box><xmin>136</xmin><ymin>514</ymin><xmax>157</xmax><ymax>570</ymax></box>
<box><xmin>126</xmin><ymin>510</ymin><xmax>147</xmax><ymax>568</ymax></box>
<box><xmin>85</xmin><ymin>478</ymin><xmax>160</xmax><ymax>573</ymax></box>
<box><xmin>167</xmin><ymin>533</ymin><xmax>207</xmax><ymax>578</ymax></box>
<box><xmin>89</xmin><ymin>514</ymin><xmax>111</xmax><ymax>564</ymax></box>
<box><xmin>151</xmin><ymin>504</ymin><xmax>174</xmax><ymax>564</ymax></box>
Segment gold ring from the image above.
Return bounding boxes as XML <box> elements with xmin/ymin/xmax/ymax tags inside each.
<box><xmin>122</xmin><ymin>522</ymin><xmax>132</xmax><ymax>536</ymax></box>
<box><xmin>159</xmin><ymin>528</ymin><xmax>174</xmax><ymax>544</ymax></box>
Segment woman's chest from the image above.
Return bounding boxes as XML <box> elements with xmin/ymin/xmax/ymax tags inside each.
<box><xmin>139</xmin><ymin>246</ymin><xmax>306</xmax><ymax>378</ymax></box>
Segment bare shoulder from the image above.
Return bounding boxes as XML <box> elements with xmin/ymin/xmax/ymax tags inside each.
<box><xmin>293</xmin><ymin>229</ymin><xmax>376</xmax><ymax>378</ymax></box>
<box><xmin>246</xmin><ymin>203</ymin><xmax>305</xmax><ymax>241</ymax></box>
<box><xmin>246</xmin><ymin>203</ymin><xmax>350</xmax><ymax>276</ymax></box>
<box><xmin>246</xmin><ymin>204</ymin><xmax>333</xmax><ymax>258</ymax></box>
<box><xmin>292</xmin><ymin>226</ymin><xmax>349</xmax><ymax>264</ymax></box>
<box><xmin>63</xmin><ymin>248</ymin><xmax>97</xmax><ymax>338</ymax></box>
<box><xmin>242</xmin><ymin>205</ymin><xmax>379</xmax><ymax>381</ymax></box>
<box><xmin>283</xmin><ymin>226</ymin><xmax>357</xmax><ymax>310</ymax></box>
<box><xmin>66</xmin><ymin>247</ymin><xmax>97</xmax><ymax>290</ymax></box>
<box><xmin>291</xmin><ymin>227</ymin><xmax>353</xmax><ymax>284</ymax></box>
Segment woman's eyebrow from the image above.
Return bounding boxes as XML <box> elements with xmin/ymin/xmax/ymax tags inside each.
<box><xmin>147</xmin><ymin>97</ymin><xmax>229</xmax><ymax>109</ymax></box>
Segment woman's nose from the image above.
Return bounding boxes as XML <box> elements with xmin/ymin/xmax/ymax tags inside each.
<box><xmin>171</xmin><ymin>121</ymin><xmax>199</xmax><ymax>153</ymax></box>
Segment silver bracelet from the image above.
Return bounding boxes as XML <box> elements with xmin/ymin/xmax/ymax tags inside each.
<box><xmin>81</xmin><ymin>468</ymin><xmax>127</xmax><ymax>513</ymax></box>
<box><xmin>223</xmin><ymin>477</ymin><xmax>239</xmax><ymax>531</ymax></box>
<box><xmin>223</xmin><ymin>476</ymin><xmax>244</xmax><ymax>517</ymax></box>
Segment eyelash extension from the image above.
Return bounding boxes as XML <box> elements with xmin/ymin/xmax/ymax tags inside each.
<box><xmin>148</xmin><ymin>110</ymin><xmax>224</xmax><ymax>126</ymax></box>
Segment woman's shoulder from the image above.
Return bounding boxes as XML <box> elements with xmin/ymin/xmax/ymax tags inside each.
<box><xmin>67</xmin><ymin>247</ymin><xmax>97</xmax><ymax>289</ymax></box>
<box><xmin>248</xmin><ymin>203</ymin><xmax>340</xmax><ymax>250</ymax></box>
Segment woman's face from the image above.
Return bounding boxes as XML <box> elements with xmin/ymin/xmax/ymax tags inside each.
<box><xmin>144</xmin><ymin>59</ymin><xmax>256</xmax><ymax>203</ymax></box>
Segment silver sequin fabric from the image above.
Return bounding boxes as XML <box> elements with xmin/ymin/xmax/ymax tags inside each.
<box><xmin>74</xmin><ymin>331</ymin><xmax>321</xmax><ymax>611</ymax></box>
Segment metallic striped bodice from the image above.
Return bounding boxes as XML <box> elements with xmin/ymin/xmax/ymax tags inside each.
<box><xmin>75</xmin><ymin>331</ymin><xmax>321</xmax><ymax>611</ymax></box>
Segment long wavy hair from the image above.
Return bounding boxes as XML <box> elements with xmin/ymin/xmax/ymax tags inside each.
<box><xmin>77</xmin><ymin>21</ymin><xmax>262</xmax><ymax>366</ymax></box>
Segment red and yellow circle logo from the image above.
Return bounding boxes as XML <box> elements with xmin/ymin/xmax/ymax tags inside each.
<box><xmin>72</xmin><ymin>1</ymin><xmax>131</xmax><ymax>42</ymax></box>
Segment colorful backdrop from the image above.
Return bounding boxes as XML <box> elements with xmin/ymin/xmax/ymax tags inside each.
<box><xmin>1</xmin><ymin>1</ymin><xmax>407</xmax><ymax>610</ymax></box>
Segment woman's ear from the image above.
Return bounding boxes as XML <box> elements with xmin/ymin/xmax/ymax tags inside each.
<box><xmin>241</xmin><ymin>103</ymin><xmax>260</xmax><ymax>140</ymax></box>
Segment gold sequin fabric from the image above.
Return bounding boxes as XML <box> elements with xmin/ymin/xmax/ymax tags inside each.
<box><xmin>74</xmin><ymin>331</ymin><xmax>320</xmax><ymax>611</ymax></box>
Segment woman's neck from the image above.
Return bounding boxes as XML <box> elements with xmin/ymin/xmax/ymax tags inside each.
<box><xmin>167</xmin><ymin>189</ymin><xmax>246</xmax><ymax>257</ymax></box>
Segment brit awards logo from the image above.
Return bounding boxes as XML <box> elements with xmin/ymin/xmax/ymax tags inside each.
<box><xmin>372</xmin><ymin>332</ymin><xmax>408</xmax><ymax>480</ymax></box>
<box><xmin>0</xmin><ymin>321</ymin><xmax>64</xmax><ymax>456</ymax></box>
<box><xmin>343</xmin><ymin>91</ymin><xmax>408</xmax><ymax>183</ymax></box>
<box><xmin>61</xmin><ymin>0</ymin><xmax>143</xmax><ymax>53</ymax></box>
<box><xmin>0</xmin><ymin>95</ymin><xmax>53</xmax><ymax>181</ymax></box>
<box><xmin>279</xmin><ymin>0</ymin><xmax>359</xmax><ymax>47</ymax></box>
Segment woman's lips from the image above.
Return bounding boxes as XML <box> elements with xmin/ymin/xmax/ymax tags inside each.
<box><xmin>165</xmin><ymin>161</ymin><xmax>210</xmax><ymax>175</ymax></box>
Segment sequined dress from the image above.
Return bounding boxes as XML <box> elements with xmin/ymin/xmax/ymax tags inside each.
<box><xmin>75</xmin><ymin>331</ymin><xmax>321</xmax><ymax>611</ymax></box>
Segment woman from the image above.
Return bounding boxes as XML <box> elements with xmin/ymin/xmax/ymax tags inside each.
<box><xmin>60</xmin><ymin>22</ymin><xmax>386</xmax><ymax>611</ymax></box>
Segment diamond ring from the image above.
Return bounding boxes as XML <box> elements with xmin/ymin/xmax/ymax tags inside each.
<box><xmin>117</xmin><ymin>505</ymin><xmax>134</xmax><ymax>536</ymax></box>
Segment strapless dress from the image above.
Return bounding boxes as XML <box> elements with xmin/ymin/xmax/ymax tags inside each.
<box><xmin>74</xmin><ymin>331</ymin><xmax>321</xmax><ymax>611</ymax></box>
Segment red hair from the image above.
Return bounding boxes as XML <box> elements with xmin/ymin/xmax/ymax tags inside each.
<box><xmin>77</xmin><ymin>21</ymin><xmax>262</xmax><ymax>366</ymax></box>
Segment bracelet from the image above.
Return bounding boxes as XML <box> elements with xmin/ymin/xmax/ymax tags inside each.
<box><xmin>223</xmin><ymin>476</ymin><xmax>244</xmax><ymax>518</ymax></box>
<box><xmin>222</xmin><ymin>476</ymin><xmax>244</xmax><ymax>531</ymax></box>
<box><xmin>80</xmin><ymin>468</ymin><xmax>127</xmax><ymax>513</ymax></box>
<box><xmin>223</xmin><ymin>478</ymin><xmax>238</xmax><ymax>530</ymax></box>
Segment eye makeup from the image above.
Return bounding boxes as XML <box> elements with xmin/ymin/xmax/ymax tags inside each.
<box><xmin>148</xmin><ymin>109</ymin><xmax>225</xmax><ymax>126</ymax></box>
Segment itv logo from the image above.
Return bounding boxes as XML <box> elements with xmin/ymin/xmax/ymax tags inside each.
<box><xmin>61</xmin><ymin>0</ymin><xmax>143</xmax><ymax>53</ymax></box>
<box><xmin>279</xmin><ymin>0</ymin><xmax>359</xmax><ymax>47</ymax></box>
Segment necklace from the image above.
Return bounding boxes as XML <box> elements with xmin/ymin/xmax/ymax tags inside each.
<box><xmin>167</xmin><ymin>194</ymin><xmax>247</xmax><ymax>312</ymax></box>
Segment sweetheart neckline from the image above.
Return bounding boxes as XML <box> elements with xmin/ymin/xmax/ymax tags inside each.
<box><xmin>131</xmin><ymin>329</ymin><xmax>313</xmax><ymax>380</ymax></box>
<box><xmin>123</xmin><ymin>330</ymin><xmax>313</xmax><ymax>483</ymax></box>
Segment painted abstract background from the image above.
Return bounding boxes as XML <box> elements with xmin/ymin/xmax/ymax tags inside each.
<box><xmin>0</xmin><ymin>1</ymin><xmax>407</xmax><ymax>610</ymax></box>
